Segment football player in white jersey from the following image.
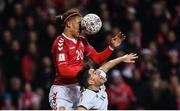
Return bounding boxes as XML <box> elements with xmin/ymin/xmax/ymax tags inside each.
<box><xmin>77</xmin><ymin>53</ymin><xmax>138</xmax><ymax>110</ymax></box>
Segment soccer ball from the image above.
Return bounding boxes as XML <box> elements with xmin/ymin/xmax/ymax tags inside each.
<box><xmin>81</xmin><ymin>14</ymin><xmax>102</xmax><ymax>35</ymax></box>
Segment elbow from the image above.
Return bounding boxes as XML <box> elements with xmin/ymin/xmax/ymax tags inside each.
<box><xmin>93</xmin><ymin>59</ymin><xmax>101</xmax><ymax>65</ymax></box>
<box><xmin>92</xmin><ymin>54</ymin><xmax>108</xmax><ymax>64</ymax></box>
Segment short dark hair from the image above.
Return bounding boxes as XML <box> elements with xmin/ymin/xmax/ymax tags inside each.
<box><xmin>77</xmin><ymin>63</ymin><xmax>91</xmax><ymax>89</ymax></box>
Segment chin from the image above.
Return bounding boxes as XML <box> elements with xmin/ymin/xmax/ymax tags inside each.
<box><xmin>76</xmin><ymin>33</ymin><xmax>81</xmax><ymax>37</ymax></box>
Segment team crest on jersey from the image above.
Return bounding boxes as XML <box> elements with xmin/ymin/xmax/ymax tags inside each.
<box><xmin>58</xmin><ymin>38</ymin><xmax>64</xmax><ymax>51</ymax></box>
<box><xmin>58</xmin><ymin>53</ymin><xmax>65</xmax><ymax>61</ymax></box>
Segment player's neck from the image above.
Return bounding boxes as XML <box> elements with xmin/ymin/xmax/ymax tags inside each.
<box><xmin>63</xmin><ymin>30</ymin><xmax>74</xmax><ymax>39</ymax></box>
<box><xmin>88</xmin><ymin>85</ymin><xmax>100</xmax><ymax>92</ymax></box>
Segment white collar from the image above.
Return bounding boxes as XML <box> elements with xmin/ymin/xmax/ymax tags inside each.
<box><xmin>62</xmin><ymin>33</ymin><xmax>77</xmax><ymax>44</ymax></box>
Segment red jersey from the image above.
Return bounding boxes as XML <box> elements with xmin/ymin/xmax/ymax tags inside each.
<box><xmin>52</xmin><ymin>33</ymin><xmax>113</xmax><ymax>85</ymax></box>
<box><xmin>107</xmin><ymin>83</ymin><xmax>136</xmax><ymax>110</ymax></box>
<box><xmin>22</xmin><ymin>55</ymin><xmax>36</xmax><ymax>82</ymax></box>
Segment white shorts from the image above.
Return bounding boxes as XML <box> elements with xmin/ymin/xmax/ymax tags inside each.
<box><xmin>49</xmin><ymin>84</ymin><xmax>80</xmax><ymax>110</ymax></box>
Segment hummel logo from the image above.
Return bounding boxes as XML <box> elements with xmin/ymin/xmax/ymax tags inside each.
<box><xmin>58</xmin><ymin>47</ymin><xmax>63</xmax><ymax>51</ymax></box>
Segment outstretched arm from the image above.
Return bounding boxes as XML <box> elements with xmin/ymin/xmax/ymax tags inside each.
<box><xmin>86</xmin><ymin>32</ymin><xmax>126</xmax><ymax>64</ymax></box>
<box><xmin>99</xmin><ymin>53</ymin><xmax>138</xmax><ymax>73</ymax></box>
<box><xmin>88</xmin><ymin>46</ymin><xmax>113</xmax><ymax>64</ymax></box>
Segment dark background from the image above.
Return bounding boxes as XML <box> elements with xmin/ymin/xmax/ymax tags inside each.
<box><xmin>0</xmin><ymin>0</ymin><xmax>180</xmax><ymax>110</ymax></box>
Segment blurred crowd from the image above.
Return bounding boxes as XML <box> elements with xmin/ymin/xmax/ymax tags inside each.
<box><xmin>0</xmin><ymin>0</ymin><xmax>180</xmax><ymax>110</ymax></box>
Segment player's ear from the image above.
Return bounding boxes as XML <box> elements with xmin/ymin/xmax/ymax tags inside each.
<box><xmin>66</xmin><ymin>21</ymin><xmax>72</xmax><ymax>28</ymax></box>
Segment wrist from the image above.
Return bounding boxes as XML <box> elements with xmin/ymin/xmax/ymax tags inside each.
<box><xmin>117</xmin><ymin>57</ymin><xmax>124</xmax><ymax>62</ymax></box>
<box><xmin>120</xmin><ymin>55</ymin><xmax>128</xmax><ymax>62</ymax></box>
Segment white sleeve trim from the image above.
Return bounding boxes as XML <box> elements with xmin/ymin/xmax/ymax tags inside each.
<box><xmin>108</xmin><ymin>46</ymin><xmax>114</xmax><ymax>51</ymax></box>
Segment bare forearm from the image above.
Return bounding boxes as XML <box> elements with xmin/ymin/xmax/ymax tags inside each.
<box><xmin>99</xmin><ymin>53</ymin><xmax>137</xmax><ymax>73</ymax></box>
<box><xmin>99</xmin><ymin>57</ymin><xmax>123</xmax><ymax>72</ymax></box>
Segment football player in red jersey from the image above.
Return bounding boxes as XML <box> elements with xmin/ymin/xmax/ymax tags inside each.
<box><xmin>49</xmin><ymin>8</ymin><xmax>126</xmax><ymax>110</ymax></box>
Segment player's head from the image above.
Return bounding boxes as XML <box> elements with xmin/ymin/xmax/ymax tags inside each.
<box><xmin>56</xmin><ymin>8</ymin><xmax>82</xmax><ymax>38</ymax></box>
<box><xmin>77</xmin><ymin>64</ymin><xmax>107</xmax><ymax>89</ymax></box>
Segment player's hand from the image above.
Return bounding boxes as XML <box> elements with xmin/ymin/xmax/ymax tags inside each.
<box><xmin>121</xmin><ymin>53</ymin><xmax>138</xmax><ymax>63</ymax></box>
<box><xmin>110</xmin><ymin>32</ymin><xmax>126</xmax><ymax>49</ymax></box>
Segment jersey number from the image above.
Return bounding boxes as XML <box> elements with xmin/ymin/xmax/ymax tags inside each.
<box><xmin>76</xmin><ymin>50</ymin><xmax>84</xmax><ymax>60</ymax></box>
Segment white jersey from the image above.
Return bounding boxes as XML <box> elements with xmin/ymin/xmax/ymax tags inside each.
<box><xmin>78</xmin><ymin>85</ymin><xmax>108</xmax><ymax>110</ymax></box>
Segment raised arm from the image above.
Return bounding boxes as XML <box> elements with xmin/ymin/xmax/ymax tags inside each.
<box><xmin>88</xmin><ymin>46</ymin><xmax>113</xmax><ymax>64</ymax></box>
<box><xmin>99</xmin><ymin>53</ymin><xmax>138</xmax><ymax>73</ymax></box>
<box><xmin>84</xmin><ymin>32</ymin><xmax>126</xmax><ymax>64</ymax></box>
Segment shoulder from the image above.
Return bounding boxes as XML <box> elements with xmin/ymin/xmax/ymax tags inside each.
<box><xmin>52</xmin><ymin>35</ymin><xmax>65</xmax><ymax>49</ymax></box>
<box><xmin>79</xmin><ymin>36</ymin><xmax>91</xmax><ymax>47</ymax></box>
<box><xmin>79</xmin><ymin>36</ymin><xmax>88</xmax><ymax>42</ymax></box>
<box><xmin>82</xmin><ymin>89</ymin><xmax>96</xmax><ymax>98</ymax></box>
<box><xmin>79</xmin><ymin>89</ymin><xmax>96</xmax><ymax>109</ymax></box>
<box><xmin>80</xmin><ymin>89</ymin><xmax>97</xmax><ymax>103</ymax></box>
<box><xmin>54</xmin><ymin>35</ymin><xmax>65</xmax><ymax>44</ymax></box>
